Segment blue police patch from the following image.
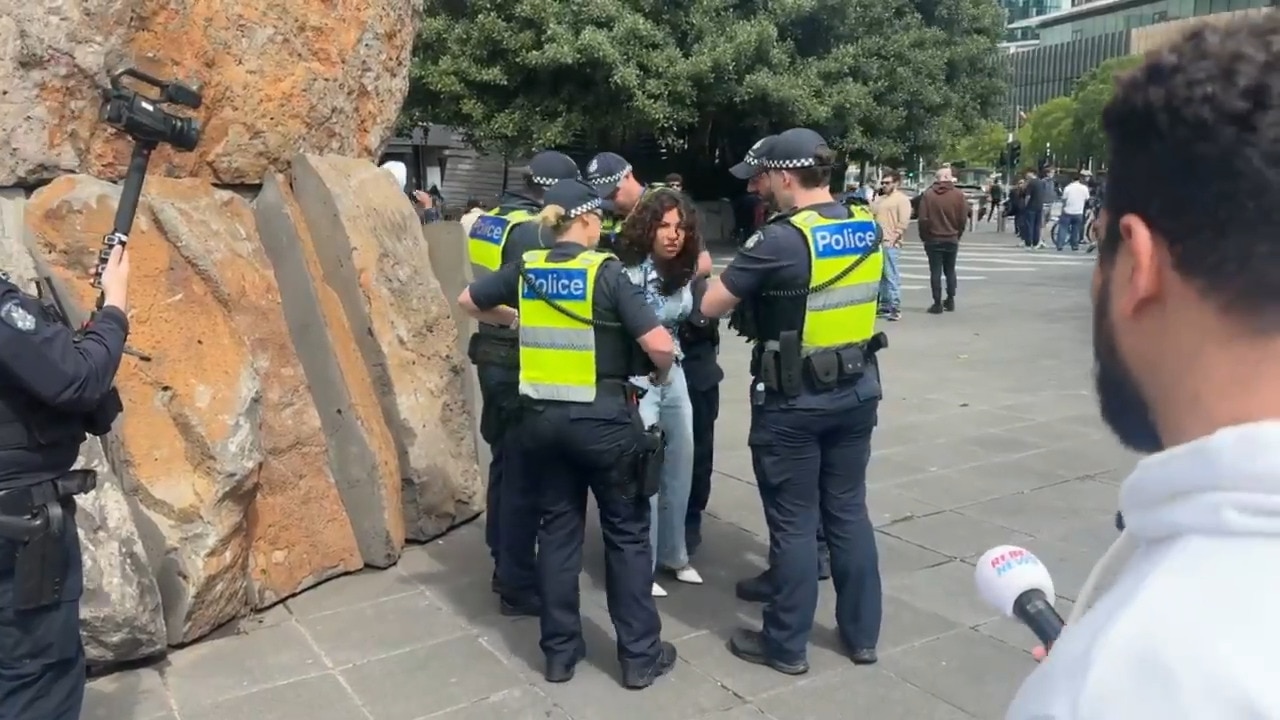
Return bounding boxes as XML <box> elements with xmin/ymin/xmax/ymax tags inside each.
<box><xmin>0</xmin><ymin>299</ymin><xmax>36</xmax><ymax>333</ymax></box>
<box><xmin>811</xmin><ymin>220</ymin><xmax>878</xmax><ymax>260</ymax></box>
<box><xmin>522</xmin><ymin>267</ymin><xmax>589</xmax><ymax>301</ymax></box>
<box><xmin>469</xmin><ymin>215</ymin><xmax>510</xmax><ymax>245</ymax></box>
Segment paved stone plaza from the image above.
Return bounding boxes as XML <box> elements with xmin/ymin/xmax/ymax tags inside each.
<box><xmin>84</xmin><ymin>225</ymin><xmax>1138</xmax><ymax>720</ymax></box>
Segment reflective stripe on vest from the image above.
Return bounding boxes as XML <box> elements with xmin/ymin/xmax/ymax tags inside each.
<box><xmin>517</xmin><ymin>249</ymin><xmax>610</xmax><ymax>403</ymax></box>
<box><xmin>791</xmin><ymin>207</ymin><xmax>882</xmax><ymax>353</ymax></box>
<box><xmin>468</xmin><ymin>209</ymin><xmax>537</xmax><ymax>275</ymax></box>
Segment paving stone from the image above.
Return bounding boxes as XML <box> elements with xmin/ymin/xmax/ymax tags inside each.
<box><xmin>165</xmin><ymin>621</ymin><xmax>328</xmax><ymax>714</ymax></box>
<box><xmin>181</xmin><ymin>673</ymin><xmax>366</xmax><ymax>720</ymax></box>
<box><xmin>955</xmin><ymin>479</ymin><xmax>1118</xmax><ymax>538</ymax></box>
<box><xmin>694</xmin><ymin>706</ymin><xmax>774</xmax><ymax>719</ymax></box>
<box><xmin>891</xmin><ymin>452</ymin><xmax>1070</xmax><ymax>509</ymax></box>
<box><xmin>868</xmin><ymin>486</ymin><xmax>941</xmax><ymax>527</ymax></box>
<box><xmin>713</xmin><ymin>448</ymin><xmax>757</xmax><ymax>485</ymax></box>
<box><xmin>879</xmin><ymin>629</ymin><xmax>1036</xmax><ymax>719</ymax></box>
<box><xmin>880</xmin><ymin>511</ymin><xmax>1034</xmax><ymax>560</ymax></box>
<box><xmin>874</xmin><ymin>532</ymin><xmax>952</xmax><ymax>576</ymax></box>
<box><xmin>674</xmin><ymin>629</ymin><xmax>841</xmax><ymax>701</ymax></box>
<box><xmin>702</xmin><ymin>475</ymin><xmax>770</xmax><ymax>540</ymax></box>
<box><xmin>754</xmin><ymin>665</ymin><xmax>975</xmax><ymax>720</ymax></box>
<box><xmin>421</xmin><ymin>686</ymin><xmax>570</xmax><ymax>720</ymax></box>
<box><xmin>866</xmin><ymin>448</ymin><xmax>934</xmax><ymax>484</ymax></box>
<box><xmin>298</xmin><ymin>590</ymin><xmax>469</xmax><ymax>667</ymax></box>
<box><xmin>884</xmin><ymin>561</ymin><xmax>999</xmax><ymax>627</ymax></box>
<box><xmin>949</xmin><ymin>429</ymin><xmax>1047</xmax><ymax>458</ymax></box>
<box><xmin>83</xmin><ymin>667</ymin><xmax>173</xmax><ymax>720</ymax></box>
<box><xmin>341</xmin><ymin>635</ymin><xmax>525</xmax><ymax>720</ymax></box>
<box><xmin>284</xmin><ymin>567</ymin><xmax>422</xmax><ymax>618</ymax></box>
<box><xmin>838</xmin><ymin>593</ymin><xmax>963</xmax><ymax>653</ymax></box>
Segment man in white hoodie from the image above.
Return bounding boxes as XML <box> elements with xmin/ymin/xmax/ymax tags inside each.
<box><xmin>1007</xmin><ymin>14</ymin><xmax>1280</xmax><ymax>719</ymax></box>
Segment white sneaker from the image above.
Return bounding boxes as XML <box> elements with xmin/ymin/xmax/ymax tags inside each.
<box><xmin>673</xmin><ymin>566</ymin><xmax>704</xmax><ymax>585</ymax></box>
<box><xmin>651</xmin><ymin>582</ymin><xmax>668</xmax><ymax>598</ymax></box>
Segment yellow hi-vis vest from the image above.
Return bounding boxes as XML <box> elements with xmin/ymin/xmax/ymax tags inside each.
<box><xmin>468</xmin><ymin>208</ymin><xmax>537</xmax><ymax>275</ymax></box>
<box><xmin>517</xmin><ymin>249</ymin><xmax>611</xmax><ymax>403</ymax></box>
<box><xmin>791</xmin><ymin>206</ymin><xmax>882</xmax><ymax>353</ymax></box>
<box><xmin>598</xmin><ymin>214</ymin><xmax>622</xmax><ymax>249</ymax></box>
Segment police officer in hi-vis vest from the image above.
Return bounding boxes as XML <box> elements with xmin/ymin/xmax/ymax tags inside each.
<box><xmin>585</xmin><ymin>152</ymin><xmax>646</xmax><ymax>252</ymax></box>
<box><xmin>701</xmin><ymin>128</ymin><xmax>886</xmax><ymax>674</ymax></box>
<box><xmin>458</xmin><ymin>179</ymin><xmax>680</xmax><ymax>689</ymax></box>
<box><xmin>466</xmin><ymin>150</ymin><xmax>580</xmax><ymax>616</ymax></box>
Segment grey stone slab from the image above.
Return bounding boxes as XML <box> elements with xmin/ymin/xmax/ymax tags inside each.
<box><xmin>874</xmin><ymin>532</ymin><xmax>952</xmax><ymax>576</ymax></box>
<box><xmin>675</xmin><ymin>628</ymin><xmax>843</xmax><ymax>700</ymax></box>
<box><xmin>534</xmin><ymin>653</ymin><xmax>743</xmax><ymax>720</ymax></box>
<box><xmin>879</xmin><ymin>629</ymin><xmax>1036</xmax><ymax>719</ymax></box>
<box><xmin>83</xmin><ymin>667</ymin><xmax>173</xmax><ymax>720</ymax></box>
<box><xmin>956</xmin><ymin>479</ymin><xmax>1118</xmax><ymax>538</ymax></box>
<box><xmin>880</xmin><ymin>511</ymin><xmax>1034</xmax><ymax>560</ymax></box>
<box><xmin>284</xmin><ymin>567</ymin><xmax>422</xmax><ymax>618</ymax></box>
<box><xmin>950</xmin><ymin>429</ymin><xmax>1048</xmax><ymax>458</ymax></box>
<box><xmin>903</xmin><ymin>437</ymin><xmax>1013</xmax><ymax>474</ymax></box>
<box><xmin>298</xmin><ymin>590</ymin><xmax>469</xmax><ymax>667</ymax></box>
<box><xmin>866</xmin><ymin>449</ymin><xmax>934</xmax><ymax>484</ymax></box>
<box><xmin>695</xmin><ymin>706</ymin><xmax>773</xmax><ymax>719</ymax></box>
<box><xmin>890</xmin><ymin>452</ymin><xmax>1070</xmax><ymax>509</ymax></box>
<box><xmin>1033</xmin><ymin>442</ymin><xmax>1139</xmax><ymax>481</ymax></box>
<box><xmin>165</xmin><ymin>621</ymin><xmax>328</xmax><ymax>714</ymax></box>
<box><xmin>341</xmin><ymin>635</ymin><xmax>525</xmax><ymax>720</ymax></box>
<box><xmin>868</xmin><ymin>486</ymin><xmax>941</xmax><ymax>527</ymax></box>
<box><xmin>713</xmin><ymin>449</ymin><xmax>757</xmax><ymax>484</ymax></box>
<box><xmin>813</xmin><ymin>588</ymin><xmax>961</xmax><ymax>654</ymax></box>
<box><xmin>1007</xmin><ymin>537</ymin><xmax>1106</xmax><ymax>602</ymax></box>
<box><xmin>992</xmin><ymin>393</ymin><xmax>1099</xmax><ymax>421</ymax></box>
<box><xmin>422</xmin><ymin>686</ymin><xmax>570</xmax><ymax>720</ymax></box>
<box><xmin>884</xmin><ymin>561</ymin><xmax>999</xmax><ymax>627</ymax></box>
<box><xmin>181</xmin><ymin>673</ymin><xmax>367</xmax><ymax>720</ymax></box>
<box><xmin>754</xmin><ymin>665</ymin><xmax>975</xmax><ymax>720</ymax></box>
<box><xmin>1004</xmin><ymin>419</ymin><xmax>1102</xmax><ymax>446</ymax></box>
<box><xmin>704</xmin><ymin>475</ymin><xmax>770</xmax><ymax>540</ymax></box>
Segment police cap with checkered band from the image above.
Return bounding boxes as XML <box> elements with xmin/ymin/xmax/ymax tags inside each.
<box><xmin>585</xmin><ymin>152</ymin><xmax>633</xmax><ymax>198</ymax></box>
<box><xmin>733</xmin><ymin>128</ymin><xmax>832</xmax><ymax>178</ymax></box>
<box><xmin>729</xmin><ymin>135</ymin><xmax>777</xmax><ymax>179</ymax></box>
<box><xmin>543</xmin><ymin>179</ymin><xmax>605</xmax><ymax>220</ymax></box>
<box><xmin>527</xmin><ymin>150</ymin><xmax>582</xmax><ymax>187</ymax></box>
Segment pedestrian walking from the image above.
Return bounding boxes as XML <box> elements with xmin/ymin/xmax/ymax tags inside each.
<box><xmin>916</xmin><ymin>167</ymin><xmax>969</xmax><ymax>314</ymax></box>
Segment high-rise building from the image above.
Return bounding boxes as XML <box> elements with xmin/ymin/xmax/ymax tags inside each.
<box><xmin>1002</xmin><ymin>0</ymin><xmax>1068</xmax><ymax>41</ymax></box>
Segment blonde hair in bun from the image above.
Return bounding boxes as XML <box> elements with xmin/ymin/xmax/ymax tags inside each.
<box><xmin>538</xmin><ymin>204</ymin><xmax>568</xmax><ymax>227</ymax></box>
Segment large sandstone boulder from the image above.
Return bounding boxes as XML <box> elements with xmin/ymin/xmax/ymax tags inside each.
<box><xmin>75</xmin><ymin>439</ymin><xmax>167</xmax><ymax>666</ymax></box>
<box><xmin>289</xmin><ymin>155</ymin><xmax>483</xmax><ymax>540</ymax></box>
<box><xmin>0</xmin><ymin>0</ymin><xmax>417</xmax><ymax>186</ymax></box>
<box><xmin>254</xmin><ymin>174</ymin><xmax>406</xmax><ymax>566</ymax></box>
<box><xmin>24</xmin><ymin>175</ymin><xmax>364</xmax><ymax>645</ymax></box>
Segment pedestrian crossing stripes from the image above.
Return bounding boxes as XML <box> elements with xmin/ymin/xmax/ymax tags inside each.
<box><xmin>710</xmin><ymin>239</ymin><xmax>1094</xmax><ymax>291</ymax></box>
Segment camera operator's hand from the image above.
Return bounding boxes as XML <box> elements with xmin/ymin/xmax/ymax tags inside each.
<box><xmin>413</xmin><ymin>190</ymin><xmax>434</xmax><ymax>210</ymax></box>
<box><xmin>99</xmin><ymin>244</ymin><xmax>130</xmax><ymax>313</ymax></box>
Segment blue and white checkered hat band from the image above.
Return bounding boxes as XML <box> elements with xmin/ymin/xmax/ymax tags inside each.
<box><xmin>567</xmin><ymin>197</ymin><xmax>603</xmax><ymax>218</ymax></box>
<box><xmin>591</xmin><ymin>164</ymin><xmax>632</xmax><ymax>186</ymax></box>
<box><xmin>759</xmin><ymin>157</ymin><xmax>817</xmax><ymax>169</ymax></box>
<box><xmin>531</xmin><ymin>175</ymin><xmax>560</xmax><ymax>186</ymax></box>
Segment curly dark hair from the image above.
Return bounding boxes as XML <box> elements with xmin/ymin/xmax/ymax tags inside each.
<box><xmin>614</xmin><ymin>188</ymin><xmax>701</xmax><ymax>296</ymax></box>
<box><xmin>1100</xmin><ymin>14</ymin><xmax>1280</xmax><ymax>330</ymax></box>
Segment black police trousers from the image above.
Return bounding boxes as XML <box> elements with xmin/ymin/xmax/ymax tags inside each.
<box><xmin>0</xmin><ymin>495</ymin><xmax>85</xmax><ymax>720</ymax></box>
<box><xmin>517</xmin><ymin>397</ymin><xmax>664</xmax><ymax>671</ymax></box>
<box><xmin>684</xmin><ymin>382</ymin><xmax>720</xmax><ymax>553</ymax></box>
<box><xmin>478</xmin><ymin>367</ymin><xmax>538</xmax><ymax>605</ymax></box>
<box><xmin>749</xmin><ymin>398</ymin><xmax>882</xmax><ymax>664</ymax></box>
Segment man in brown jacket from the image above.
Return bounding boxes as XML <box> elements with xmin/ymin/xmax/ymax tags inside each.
<box><xmin>916</xmin><ymin>167</ymin><xmax>970</xmax><ymax>314</ymax></box>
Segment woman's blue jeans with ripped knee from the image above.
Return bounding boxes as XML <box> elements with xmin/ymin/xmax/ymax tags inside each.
<box><xmin>636</xmin><ymin>364</ymin><xmax>695</xmax><ymax>571</ymax></box>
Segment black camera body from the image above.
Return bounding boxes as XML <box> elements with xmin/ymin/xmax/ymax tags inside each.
<box><xmin>99</xmin><ymin>68</ymin><xmax>203</xmax><ymax>152</ymax></box>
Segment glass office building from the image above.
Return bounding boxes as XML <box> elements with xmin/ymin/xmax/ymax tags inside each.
<box><xmin>1003</xmin><ymin>0</ymin><xmax>1068</xmax><ymax>41</ymax></box>
<box><xmin>1037</xmin><ymin>0</ymin><xmax>1271</xmax><ymax>43</ymax></box>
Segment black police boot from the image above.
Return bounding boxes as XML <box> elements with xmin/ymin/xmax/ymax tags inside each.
<box><xmin>849</xmin><ymin>647</ymin><xmax>878</xmax><ymax>665</ymax></box>
<box><xmin>927</xmin><ymin>301</ymin><xmax>944</xmax><ymax>314</ymax></box>
<box><xmin>545</xmin><ymin>644</ymin><xmax>587</xmax><ymax>683</ymax></box>
<box><xmin>622</xmin><ymin>642</ymin><xmax>678</xmax><ymax>689</ymax></box>
<box><xmin>735</xmin><ymin>571</ymin><xmax>771</xmax><ymax>603</ymax></box>
<box><xmin>499</xmin><ymin>595</ymin><xmax>541</xmax><ymax>618</ymax></box>
<box><xmin>943</xmin><ymin>296</ymin><xmax>955</xmax><ymax>312</ymax></box>
<box><xmin>727</xmin><ymin>629</ymin><xmax>809</xmax><ymax>675</ymax></box>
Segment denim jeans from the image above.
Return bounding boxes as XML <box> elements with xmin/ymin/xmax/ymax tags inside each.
<box><xmin>878</xmin><ymin>246</ymin><xmax>901</xmax><ymax>310</ymax></box>
<box><xmin>635</xmin><ymin>364</ymin><xmax>695</xmax><ymax>571</ymax></box>
<box><xmin>1055</xmin><ymin>213</ymin><xmax>1083</xmax><ymax>250</ymax></box>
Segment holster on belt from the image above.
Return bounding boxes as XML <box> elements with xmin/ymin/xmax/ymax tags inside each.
<box><xmin>778</xmin><ymin>331</ymin><xmax>804</xmax><ymax>397</ymax></box>
<box><xmin>637</xmin><ymin>425</ymin><xmax>666</xmax><ymax>499</ymax></box>
<box><xmin>2</xmin><ymin>469</ymin><xmax>96</xmax><ymax>609</ymax></box>
<box><xmin>467</xmin><ymin>327</ymin><xmax>520</xmax><ymax>368</ymax></box>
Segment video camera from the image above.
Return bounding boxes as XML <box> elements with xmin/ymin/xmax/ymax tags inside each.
<box><xmin>99</xmin><ymin>68</ymin><xmax>203</xmax><ymax>151</ymax></box>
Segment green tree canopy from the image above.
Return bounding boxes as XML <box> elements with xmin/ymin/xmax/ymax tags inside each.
<box><xmin>944</xmin><ymin>119</ymin><xmax>1008</xmax><ymax>166</ymax></box>
<box><xmin>1018</xmin><ymin>96</ymin><xmax>1077</xmax><ymax>166</ymax></box>
<box><xmin>1070</xmin><ymin>55</ymin><xmax>1144</xmax><ymax>163</ymax></box>
<box><xmin>406</xmin><ymin>0</ymin><xmax>1007</xmax><ymax>164</ymax></box>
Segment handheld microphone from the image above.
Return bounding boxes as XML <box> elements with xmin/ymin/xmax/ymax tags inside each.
<box><xmin>974</xmin><ymin>545</ymin><xmax>1065</xmax><ymax>648</ymax></box>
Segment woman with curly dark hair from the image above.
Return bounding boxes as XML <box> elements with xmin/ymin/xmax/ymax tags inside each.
<box><xmin>615</xmin><ymin>188</ymin><xmax>704</xmax><ymax>597</ymax></box>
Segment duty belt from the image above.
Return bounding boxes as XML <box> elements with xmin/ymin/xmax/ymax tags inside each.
<box><xmin>0</xmin><ymin>470</ymin><xmax>97</xmax><ymax>541</ymax></box>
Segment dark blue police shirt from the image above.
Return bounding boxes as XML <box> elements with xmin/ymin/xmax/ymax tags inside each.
<box><xmin>468</xmin><ymin>242</ymin><xmax>661</xmax><ymax>342</ymax></box>
<box><xmin>0</xmin><ymin>279</ymin><xmax>129</xmax><ymax>481</ymax></box>
<box><xmin>682</xmin><ymin>276</ymin><xmax>723</xmax><ymax>392</ymax></box>
<box><xmin>718</xmin><ymin>201</ymin><xmax>882</xmax><ymax>411</ymax></box>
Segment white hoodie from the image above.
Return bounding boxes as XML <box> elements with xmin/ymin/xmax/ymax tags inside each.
<box><xmin>1007</xmin><ymin>421</ymin><xmax>1280</xmax><ymax>720</ymax></box>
